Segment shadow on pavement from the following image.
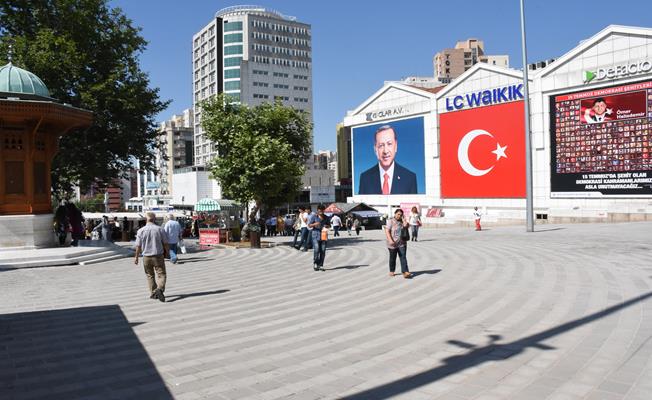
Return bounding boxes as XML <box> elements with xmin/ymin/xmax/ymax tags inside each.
<box><xmin>166</xmin><ymin>289</ymin><xmax>230</xmax><ymax>303</ymax></box>
<box><xmin>341</xmin><ymin>290</ymin><xmax>652</xmax><ymax>399</ymax></box>
<box><xmin>323</xmin><ymin>264</ymin><xmax>370</xmax><ymax>271</ymax></box>
<box><xmin>175</xmin><ymin>257</ymin><xmax>214</xmax><ymax>264</ymax></box>
<box><xmin>410</xmin><ymin>268</ymin><xmax>441</xmax><ymax>277</ymax></box>
<box><xmin>0</xmin><ymin>305</ymin><xmax>173</xmax><ymax>399</ymax></box>
<box><xmin>532</xmin><ymin>227</ymin><xmax>566</xmax><ymax>232</ymax></box>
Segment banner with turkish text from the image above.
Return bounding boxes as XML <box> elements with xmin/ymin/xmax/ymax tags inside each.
<box><xmin>440</xmin><ymin>101</ymin><xmax>526</xmax><ymax>198</ymax></box>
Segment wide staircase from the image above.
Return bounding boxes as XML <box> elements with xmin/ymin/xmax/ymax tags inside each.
<box><xmin>0</xmin><ymin>240</ymin><xmax>133</xmax><ymax>270</ymax></box>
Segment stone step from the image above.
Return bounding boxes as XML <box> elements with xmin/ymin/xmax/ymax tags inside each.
<box><xmin>79</xmin><ymin>253</ymin><xmax>127</xmax><ymax>266</ymax></box>
<box><xmin>0</xmin><ymin>250</ymin><xmax>128</xmax><ymax>269</ymax></box>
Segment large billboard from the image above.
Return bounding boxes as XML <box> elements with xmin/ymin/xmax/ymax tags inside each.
<box><xmin>439</xmin><ymin>101</ymin><xmax>526</xmax><ymax>198</ymax></box>
<box><xmin>551</xmin><ymin>80</ymin><xmax>652</xmax><ymax>197</ymax></box>
<box><xmin>353</xmin><ymin>116</ymin><xmax>425</xmax><ymax>195</ymax></box>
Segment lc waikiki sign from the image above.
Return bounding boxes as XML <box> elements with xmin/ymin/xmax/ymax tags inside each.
<box><xmin>445</xmin><ymin>84</ymin><xmax>524</xmax><ymax>111</ymax></box>
<box><xmin>584</xmin><ymin>60</ymin><xmax>652</xmax><ymax>83</ymax></box>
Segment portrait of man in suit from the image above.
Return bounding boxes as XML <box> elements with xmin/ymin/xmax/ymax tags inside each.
<box><xmin>358</xmin><ymin>125</ymin><xmax>418</xmax><ymax>195</ymax></box>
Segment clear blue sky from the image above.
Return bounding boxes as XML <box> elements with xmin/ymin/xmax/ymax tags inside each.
<box><xmin>110</xmin><ymin>0</ymin><xmax>651</xmax><ymax>152</ymax></box>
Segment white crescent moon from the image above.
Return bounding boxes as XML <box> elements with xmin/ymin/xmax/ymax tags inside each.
<box><xmin>457</xmin><ymin>129</ymin><xmax>494</xmax><ymax>177</ymax></box>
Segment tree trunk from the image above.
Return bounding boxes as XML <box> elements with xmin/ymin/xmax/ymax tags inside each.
<box><xmin>248</xmin><ymin>199</ymin><xmax>261</xmax><ymax>223</ymax></box>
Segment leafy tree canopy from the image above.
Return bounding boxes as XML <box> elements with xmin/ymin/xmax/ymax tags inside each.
<box><xmin>0</xmin><ymin>0</ymin><xmax>169</xmax><ymax>198</ymax></box>
<box><xmin>201</xmin><ymin>94</ymin><xmax>313</xmax><ymax>220</ymax></box>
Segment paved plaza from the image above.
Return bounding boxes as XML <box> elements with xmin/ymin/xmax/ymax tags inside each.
<box><xmin>1</xmin><ymin>222</ymin><xmax>652</xmax><ymax>400</ymax></box>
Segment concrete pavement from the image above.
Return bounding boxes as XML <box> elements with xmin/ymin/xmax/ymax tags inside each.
<box><xmin>1</xmin><ymin>222</ymin><xmax>651</xmax><ymax>399</ymax></box>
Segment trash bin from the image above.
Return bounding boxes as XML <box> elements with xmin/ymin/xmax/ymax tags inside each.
<box><xmin>250</xmin><ymin>230</ymin><xmax>261</xmax><ymax>248</ymax></box>
<box><xmin>121</xmin><ymin>230</ymin><xmax>129</xmax><ymax>242</ymax></box>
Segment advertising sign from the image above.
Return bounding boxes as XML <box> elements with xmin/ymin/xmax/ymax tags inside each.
<box><xmin>551</xmin><ymin>80</ymin><xmax>652</xmax><ymax>196</ymax></box>
<box><xmin>439</xmin><ymin>101</ymin><xmax>526</xmax><ymax>198</ymax></box>
<box><xmin>199</xmin><ymin>229</ymin><xmax>222</xmax><ymax>246</ymax></box>
<box><xmin>310</xmin><ymin>186</ymin><xmax>335</xmax><ymax>203</ymax></box>
<box><xmin>400</xmin><ymin>202</ymin><xmax>421</xmax><ymax>216</ymax></box>
<box><xmin>353</xmin><ymin>116</ymin><xmax>426</xmax><ymax>195</ymax></box>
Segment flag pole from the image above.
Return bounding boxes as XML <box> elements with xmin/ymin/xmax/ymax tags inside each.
<box><xmin>520</xmin><ymin>0</ymin><xmax>534</xmax><ymax>232</ymax></box>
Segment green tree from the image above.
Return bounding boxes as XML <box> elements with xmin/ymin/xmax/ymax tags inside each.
<box><xmin>201</xmin><ymin>94</ymin><xmax>312</xmax><ymax>221</ymax></box>
<box><xmin>0</xmin><ymin>0</ymin><xmax>168</xmax><ymax>197</ymax></box>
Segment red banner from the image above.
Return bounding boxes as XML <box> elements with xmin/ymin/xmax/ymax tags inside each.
<box><xmin>440</xmin><ymin>101</ymin><xmax>526</xmax><ymax>198</ymax></box>
<box><xmin>199</xmin><ymin>229</ymin><xmax>221</xmax><ymax>246</ymax></box>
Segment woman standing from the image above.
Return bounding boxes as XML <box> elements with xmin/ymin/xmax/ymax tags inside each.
<box><xmin>408</xmin><ymin>206</ymin><xmax>422</xmax><ymax>242</ymax></box>
<box><xmin>385</xmin><ymin>208</ymin><xmax>412</xmax><ymax>279</ymax></box>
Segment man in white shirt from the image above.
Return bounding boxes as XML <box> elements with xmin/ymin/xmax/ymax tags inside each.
<box><xmin>163</xmin><ymin>214</ymin><xmax>182</xmax><ymax>264</ymax></box>
<box><xmin>299</xmin><ymin>206</ymin><xmax>312</xmax><ymax>251</ymax></box>
<box><xmin>330</xmin><ymin>214</ymin><xmax>342</xmax><ymax>237</ymax></box>
<box><xmin>135</xmin><ymin>212</ymin><xmax>170</xmax><ymax>302</ymax></box>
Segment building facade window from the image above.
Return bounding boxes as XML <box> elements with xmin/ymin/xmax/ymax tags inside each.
<box><xmin>224</xmin><ymin>33</ymin><xmax>243</xmax><ymax>43</ymax></box>
<box><xmin>224</xmin><ymin>81</ymin><xmax>240</xmax><ymax>91</ymax></box>
<box><xmin>224</xmin><ymin>69</ymin><xmax>241</xmax><ymax>79</ymax></box>
<box><xmin>224</xmin><ymin>45</ymin><xmax>243</xmax><ymax>55</ymax></box>
<box><xmin>224</xmin><ymin>21</ymin><xmax>243</xmax><ymax>32</ymax></box>
<box><xmin>224</xmin><ymin>57</ymin><xmax>242</xmax><ymax>67</ymax></box>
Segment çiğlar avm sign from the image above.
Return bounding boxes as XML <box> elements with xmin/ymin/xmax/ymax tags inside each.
<box><xmin>445</xmin><ymin>83</ymin><xmax>524</xmax><ymax>111</ymax></box>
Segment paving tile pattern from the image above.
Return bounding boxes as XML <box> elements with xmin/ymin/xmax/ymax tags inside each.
<box><xmin>1</xmin><ymin>222</ymin><xmax>652</xmax><ymax>399</ymax></box>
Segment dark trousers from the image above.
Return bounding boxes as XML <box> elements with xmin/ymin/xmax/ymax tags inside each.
<box><xmin>333</xmin><ymin>226</ymin><xmax>340</xmax><ymax>236</ymax></box>
<box><xmin>292</xmin><ymin>228</ymin><xmax>301</xmax><ymax>248</ymax></box>
<box><xmin>388</xmin><ymin>246</ymin><xmax>409</xmax><ymax>273</ymax></box>
<box><xmin>312</xmin><ymin>236</ymin><xmax>327</xmax><ymax>267</ymax></box>
<box><xmin>410</xmin><ymin>225</ymin><xmax>419</xmax><ymax>240</ymax></box>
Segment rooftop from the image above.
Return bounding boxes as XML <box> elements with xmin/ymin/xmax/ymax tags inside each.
<box><xmin>215</xmin><ymin>5</ymin><xmax>297</xmax><ymax>21</ymax></box>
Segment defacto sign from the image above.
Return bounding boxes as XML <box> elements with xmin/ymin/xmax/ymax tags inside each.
<box><xmin>583</xmin><ymin>60</ymin><xmax>652</xmax><ymax>83</ymax></box>
<box><xmin>445</xmin><ymin>84</ymin><xmax>524</xmax><ymax>111</ymax></box>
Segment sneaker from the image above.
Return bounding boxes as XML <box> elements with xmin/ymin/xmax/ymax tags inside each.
<box><xmin>149</xmin><ymin>291</ymin><xmax>157</xmax><ymax>300</ymax></box>
<box><xmin>313</xmin><ymin>263</ymin><xmax>319</xmax><ymax>271</ymax></box>
<box><xmin>155</xmin><ymin>288</ymin><xmax>166</xmax><ymax>302</ymax></box>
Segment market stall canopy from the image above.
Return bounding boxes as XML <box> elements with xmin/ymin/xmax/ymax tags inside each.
<box><xmin>324</xmin><ymin>202</ymin><xmax>377</xmax><ymax>215</ymax></box>
<box><xmin>195</xmin><ymin>198</ymin><xmax>221</xmax><ymax>212</ymax></box>
<box><xmin>351</xmin><ymin>210</ymin><xmax>383</xmax><ymax>218</ymax></box>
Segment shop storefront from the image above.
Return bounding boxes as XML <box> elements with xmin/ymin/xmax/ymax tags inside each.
<box><xmin>343</xmin><ymin>25</ymin><xmax>652</xmax><ymax>224</ymax></box>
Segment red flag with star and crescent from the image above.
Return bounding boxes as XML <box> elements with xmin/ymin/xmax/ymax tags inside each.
<box><xmin>440</xmin><ymin>101</ymin><xmax>526</xmax><ymax>198</ymax></box>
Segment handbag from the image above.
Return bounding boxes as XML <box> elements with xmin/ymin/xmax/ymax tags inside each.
<box><xmin>399</xmin><ymin>223</ymin><xmax>410</xmax><ymax>241</ymax></box>
<box><xmin>417</xmin><ymin>219</ymin><xmax>422</xmax><ymax>227</ymax></box>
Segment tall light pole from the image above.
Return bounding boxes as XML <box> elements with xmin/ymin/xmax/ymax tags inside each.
<box><xmin>520</xmin><ymin>0</ymin><xmax>534</xmax><ymax>232</ymax></box>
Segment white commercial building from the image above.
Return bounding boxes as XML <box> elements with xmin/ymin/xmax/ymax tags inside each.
<box><xmin>192</xmin><ymin>5</ymin><xmax>313</xmax><ymax>167</ymax></box>
<box><xmin>343</xmin><ymin>25</ymin><xmax>652</xmax><ymax>224</ymax></box>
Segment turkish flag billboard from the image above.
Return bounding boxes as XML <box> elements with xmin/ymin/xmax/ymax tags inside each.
<box><xmin>440</xmin><ymin>101</ymin><xmax>526</xmax><ymax>198</ymax></box>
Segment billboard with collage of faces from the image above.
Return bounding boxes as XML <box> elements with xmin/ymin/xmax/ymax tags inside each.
<box><xmin>550</xmin><ymin>80</ymin><xmax>652</xmax><ymax>196</ymax></box>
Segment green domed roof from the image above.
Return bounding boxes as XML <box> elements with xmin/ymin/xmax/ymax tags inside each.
<box><xmin>0</xmin><ymin>62</ymin><xmax>50</xmax><ymax>98</ymax></box>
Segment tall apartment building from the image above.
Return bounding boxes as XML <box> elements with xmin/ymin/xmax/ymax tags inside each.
<box><xmin>433</xmin><ymin>38</ymin><xmax>509</xmax><ymax>83</ymax></box>
<box><xmin>158</xmin><ymin>109</ymin><xmax>194</xmax><ymax>196</ymax></box>
<box><xmin>192</xmin><ymin>5</ymin><xmax>313</xmax><ymax>167</ymax></box>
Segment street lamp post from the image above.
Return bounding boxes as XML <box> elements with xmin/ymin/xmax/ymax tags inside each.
<box><xmin>520</xmin><ymin>0</ymin><xmax>535</xmax><ymax>232</ymax></box>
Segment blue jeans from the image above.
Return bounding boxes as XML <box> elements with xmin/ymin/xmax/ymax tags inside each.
<box><xmin>169</xmin><ymin>243</ymin><xmax>178</xmax><ymax>263</ymax></box>
<box><xmin>333</xmin><ymin>226</ymin><xmax>340</xmax><ymax>236</ymax></box>
<box><xmin>312</xmin><ymin>234</ymin><xmax>327</xmax><ymax>267</ymax></box>
<box><xmin>388</xmin><ymin>246</ymin><xmax>409</xmax><ymax>273</ymax></box>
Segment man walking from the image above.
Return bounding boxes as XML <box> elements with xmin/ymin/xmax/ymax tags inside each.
<box><xmin>134</xmin><ymin>212</ymin><xmax>170</xmax><ymax>302</ymax></box>
<box><xmin>473</xmin><ymin>207</ymin><xmax>482</xmax><ymax>231</ymax></box>
<box><xmin>308</xmin><ymin>204</ymin><xmax>330</xmax><ymax>271</ymax></box>
<box><xmin>163</xmin><ymin>213</ymin><xmax>182</xmax><ymax>264</ymax></box>
<box><xmin>331</xmin><ymin>213</ymin><xmax>342</xmax><ymax>237</ymax></box>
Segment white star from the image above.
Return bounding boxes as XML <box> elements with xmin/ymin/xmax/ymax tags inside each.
<box><xmin>491</xmin><ymin>143</ymin><xmax>508</xmax><ymax>161</ymax></box>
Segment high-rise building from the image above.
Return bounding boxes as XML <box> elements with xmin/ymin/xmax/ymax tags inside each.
<box><xmin>157</xmin><ymin>109</ymin><xmax>194</xmax><ymax>196</ymax></box>
<box><xmin>192</xmin><ymin>5</ymin><xmax>313</xmax><ymax>167</ymax></box>
<box><xmin>433</xmin><ymin>38</ymin><xmax>509</xmax><ymax>83</ymax></box>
